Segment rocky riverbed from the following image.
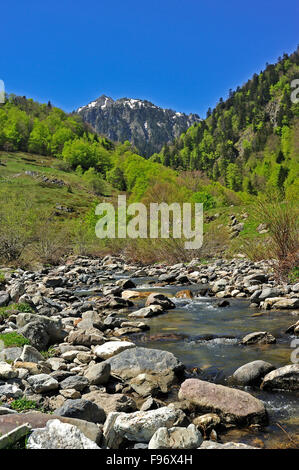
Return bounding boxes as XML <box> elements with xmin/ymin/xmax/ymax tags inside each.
<box><xmin>0</xmin><ymin>255</ymin><xmax>298</xmax><ymax>449</ymax></box>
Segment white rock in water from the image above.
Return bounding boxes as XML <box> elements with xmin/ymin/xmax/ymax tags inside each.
<box><xmin>94</xmin><ymin>341</ymin><xmax>136</xmax><ymax>359</ymax></box>
<box><xmin>148</xmin><ymin>424</ymin><xmax>203</xmax><ymax>449</ymax></box>
<box><xmin>27</xmin><ymin>419</ymin><xmax>101</xmax><ymax>449</ymax></box>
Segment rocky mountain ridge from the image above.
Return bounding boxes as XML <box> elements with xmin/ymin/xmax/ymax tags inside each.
<box><xmin>76</xmin><ymin>95</ymin><xmax>201</xmax><ymax>157</ymax></box>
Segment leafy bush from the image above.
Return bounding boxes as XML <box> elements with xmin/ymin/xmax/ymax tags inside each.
<box><xmin>191</xmin><ymin>191</ymin><xmax>216</xmax><ymax>210</ymax></box>
<box><xmin>82</xmin><ymin>167</ymin><xmax>110</xmax><ymax>195</ymax></box>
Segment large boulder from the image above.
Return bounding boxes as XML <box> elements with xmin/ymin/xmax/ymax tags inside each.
<box><xmin>148</xmin><ymin>424</ymin><xmax>202</xmax><ymax>449</ymax></box>
<box><xmin>178</xmin><ymin>379</ymin><xmax>267</xmax><ymax>426</ymax></box>
<box><xmin>103</xmin><ymin>347</ymin><xmax>184</xmax><ymax>381</ymax></box>
<box><xmin>232</xmin><ymin>360</ymin><xmax>275</xmax><ymax>386</ymax></box>
<box><xmin>55</xmin><ymin>399</ymin><xmax>106</xmax><ymax>424</ymax></box>
<box><xmin>261</xmin><ymin>364</ymin><xmax>299</xmax><ymax>391</ymax></box>
<box><xmin>18</xmin><ymin>322</ymin><xmax>50</xmax><ymax>351</ymax></box>
<box><xmin>93</xmin><ymin>341</ymin><xmax>136</xmax><ymax>360</ymax></box>
<box><xmin>104</xmin><ymin>406</ymin><xmax>187</xmax><ymax>447</ymax></box>
<box><xmin>16</xmin><ymin>313</ymin><xmax>66</xmax><ymax>343</ymax></box>
<box><xmin>27</xmin><ymin>419</ymin><xmax>100</xmax><ymax>449</ymax></box>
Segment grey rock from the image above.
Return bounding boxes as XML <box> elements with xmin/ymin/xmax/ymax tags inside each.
<box><xmin>67</xmin><ymin>328</ymin><xmax>105</xmax><ymax>347</ymax></box>
<box><xmin>82</xmin><ymin>391</ymin><xmax>137</xmax><ymax>414</ymax></box>
<box><xmin>232</xmin><ymin>360</ymin><xmax>275</xmax><ymax>386</ymax></box>
<box><xmin>55</xmin><ymin>399</ymin><xmax>106</xmax><ymax>424</ymax></box>
<box><xmin>16</xmin><ymin>313</ymin><xmax>66</xmax><ymax>343</ymax></box>
<box><xmin>0</xmin><ymin>384</ymin><xmax>23</xmax><ymax>398</ymax></box>
<box><xmin>27</xmin><ymin>373</ymin><xmax>59</xmax><ymax>393</ymax></box>
<box><xmin>258</xmin><ymin>287</ymin><xmax>280</xmax><ymax>301</ymax></box>
<box><xmin>128</xmin><ymin>305</ymin><xmax>164</xmax><ymax>318</ymax></box>
<box><xmin>60</xmin><ymin>375</ymin><xmax>89</xmax><ymax>392</ymax></box>
<box><xmin>261</xmin><ymin>364</ymin><xmax>299</xmax><ymax>391</ymax></box>
<box><xmin>145</xmin><ymin>293</ymin><xmax>175</xmax><ymax>310</ymax></box>
<box><xmin>18</xmin><ymin>321</ymin><xmax>50</xmax><ymax>350</ymax></box>
<box><xmin>0</xmin><ymin>347</ymin><xmax>22</xmax><ymax>362</ymax></box>
<box><xmin>27</xmin><ymin>419</ymin><xmax>100</xmax><ymax>449</ymax></box>
<box><xmin>20</xmin><ymin>345</ymin><xmax>44</xmax><ymax>363</ymax></box>
<box><xmin>0</xmin><ymin>292</ymin><xmax>10</xmax><ymax>307</ymax></box>
<box><xmin>148</xmin><ymin>424</ymin><xmax>202</xmax><ymax>449</ymax></box>
<box><xmin>84</xmin><ymin>362</ymin><xmax>111</xmax><ymax>385</ymax></box>
<box><xmin>103</xmin><ymin>347</ymin><xmax>184</xmax><ymax>381</ymax></box>
<box><xmin>9</xmin><ymin>282</ymin><xmax>25</xmax><ymax>302</ymax></box>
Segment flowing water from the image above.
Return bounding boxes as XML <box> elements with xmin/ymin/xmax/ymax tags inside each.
<box><xmin>88</xmin><ymin>273</ymin><xmax>299</xmax><ymax>448</ymax></box>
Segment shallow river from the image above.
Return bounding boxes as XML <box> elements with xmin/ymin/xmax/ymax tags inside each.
<box><xmin>95</xmin><ymin>274</ymin><xmax>299</xmax><ymax>448</ymax></box>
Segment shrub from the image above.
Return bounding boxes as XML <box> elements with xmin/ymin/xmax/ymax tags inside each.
<box><xmin>82</xmin><ymin>167</ymin><xmax>110</xmax><ymax>195</ymax></box>
<box><xmin>252</xmin><ymin>190</ymin><xmax>299</xmax><ymax>279</ymax></box>
<box><xmin>191</xmin><ymin>191</ymin><xmax>216</xmax><ymax>210</ymax></box>
<box><xmin>0</xmin><ymin>192</ymin><xmax>36</xmax><ymax>263</ymax></box>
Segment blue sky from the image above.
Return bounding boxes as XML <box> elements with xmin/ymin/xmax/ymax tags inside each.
<box><xmin>1</xmin><ymin>0</ymin><xmax>298</xmax><ymax>117</ymax></box>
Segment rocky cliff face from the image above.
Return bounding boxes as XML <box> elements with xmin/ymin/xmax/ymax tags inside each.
<box><xmin>76</xmin><ymin>95</ymin><xmax>201</xmax><ymax>157</ymax></box>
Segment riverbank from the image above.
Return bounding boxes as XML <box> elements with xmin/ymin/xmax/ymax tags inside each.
<box><xmin>0</xmin><ymin>255</ymin><xmax>298</xmax><ymax>449</ymax></box>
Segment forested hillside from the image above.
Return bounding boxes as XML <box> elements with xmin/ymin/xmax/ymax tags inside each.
<box><xmin>0</xmin><ymin>60</ymin><xmax>298</xmax><ymax>273</ymax></box>
<box><xmin>158</xmin><ymin>48</ymin><xmax>299</xmax><ymax>199</ymax></box>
